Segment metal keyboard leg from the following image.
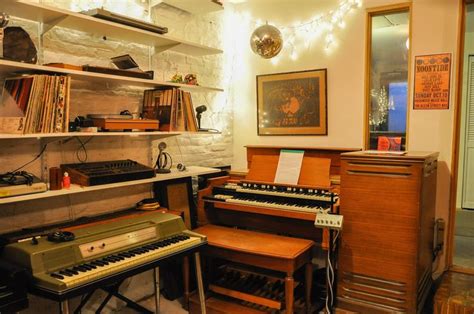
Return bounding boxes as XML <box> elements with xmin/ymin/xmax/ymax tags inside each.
<box><xmin>59</xmin><ymin>300</ymin><xmax>69</xmax><ymax>314</ymax></box>
<box><xmin>194</xmin><ymin>252</ymin><xmax>206</xmax><ymax>314</ymax></box>
<box><xmin>154</xmin><ymin>267</ymin><xmax>160</xmax><ymax>313</ymax></box>
<box><xmin>95</xmin><ymin>290</ymin><xmax>114</xmax><ymax>314</ymax></box>
<box><xmin>74</xmin><ymin>290</ymin><xmax>96</xmax><ymax>314</ymax></box>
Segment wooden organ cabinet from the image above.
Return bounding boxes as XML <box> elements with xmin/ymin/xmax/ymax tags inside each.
<box><xmin>337</xmin><ymin>151</ymin><xmax>438</xmax><ymax>313</ymax></box>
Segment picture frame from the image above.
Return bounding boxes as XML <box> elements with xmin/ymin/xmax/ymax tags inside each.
<box><xmin>256</xmin><ymin>69</ymin><xmax>327</xmax><ymax>135</ymax></box>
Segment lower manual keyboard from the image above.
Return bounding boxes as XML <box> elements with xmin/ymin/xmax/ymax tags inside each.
<box><xmin>212</xmin><ymin>194</ymin><xmax>327</xmax><ymax>214</ymax></box>
<box><xmin>46</xmin><ymin>234</ymin><xmax>200</xmax><ymax>289</ymax></box>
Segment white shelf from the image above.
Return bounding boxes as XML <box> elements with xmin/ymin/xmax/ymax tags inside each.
<box><xmin>0</xmin><ymin>0</ymin><xmax>222</xmax><ymax>56</ymax></box>
<box><xmin>0</xmin><ymin>59</ymin><xmax>223</xmax><ymax>92</ymax></box>
<box><xmin>0</xmin><ymin>131</ymin><xmax>182</xmax><ymax>140</ymax></box>
<box><xmin>0</xmin><ymin>166</ymin><xmax>220</xmax><ymax>204</ymax></box>
<box><xmin>158</xmin><ymin>0</ymin><xmax>223</xmax><ymax>14</ymax></box>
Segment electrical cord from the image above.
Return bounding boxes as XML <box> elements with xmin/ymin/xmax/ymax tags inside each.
<box><xmin>10</xmin><ymin>142</ymin><xmax>48</xmax><ymax>173</ymax></box>
<box><xmin>75</xmin><ymin>137</ymin><xmax>93</xmax><ymax>163</ymax></box>
<box><xmin>8</xmin><ymin>138</ymin><xmax>65</xmax><ymax>173</ymax></box>
<box><xmin>325</xmin><ymin>230</ymin><xmax>340</xmax><ymax>314</ymax></box>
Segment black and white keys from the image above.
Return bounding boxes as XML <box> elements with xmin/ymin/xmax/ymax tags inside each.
<box><xmin>48</xmin><ymin>234</ymin><xmax>199</xmax><ymax>288</ymax></box>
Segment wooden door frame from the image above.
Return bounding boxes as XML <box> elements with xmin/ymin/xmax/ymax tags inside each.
<box><xmin>447</xmin><ymin>0</ymin><xmax>474</xmax><ymax>273</ymax></box>
<box><xmin>363</xmin><ymin>3</ymin><xmax>412</xmax><ymax>150</ymax></box>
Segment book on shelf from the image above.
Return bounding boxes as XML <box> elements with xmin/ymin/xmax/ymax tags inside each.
<box><xmin>0</xmin><ymin>74</ymin><xmax>71</xmax><ymax>134</ymax></box>
<box><xmin>142</xmin><ymin>88</ymin><xmax>198</xmax><ymax>132</ymax></box>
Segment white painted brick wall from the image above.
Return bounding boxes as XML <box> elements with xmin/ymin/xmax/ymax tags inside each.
<box><xmin>0</xmin><ymin>2</ymin><xmax>231</xmax><ymax>310</ymax></box>
<box><xmin>0</xmin><ymin>0</ymin><xmax>232</xmax><ymax>231</ymax></box>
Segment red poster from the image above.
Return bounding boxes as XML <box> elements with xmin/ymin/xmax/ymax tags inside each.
<box><xmin>413</xmin><ymin>53</ymin><xmax>451</xmax><ymax>110</ymax></box>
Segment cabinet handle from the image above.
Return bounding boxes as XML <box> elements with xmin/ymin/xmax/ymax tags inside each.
<box><xmin>346</xmin><ymin>170</ymin><xmax>411</xmax><ymax>178</ymax></box>
<box><xmin>347</xmin><ymin>162</ymin><xmax>412</xmax><ymax>170</ymax></box>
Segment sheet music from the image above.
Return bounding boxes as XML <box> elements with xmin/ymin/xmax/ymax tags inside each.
<box><xmin>274</xmin><ymin>149</ymin><xmax>304</xmax><ymax>185</ymax></box>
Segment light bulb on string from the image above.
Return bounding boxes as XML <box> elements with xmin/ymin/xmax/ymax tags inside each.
<box><xmin>245</xmin><ymin>0</ymin><xmax>362</xmax><ymax>60</ymax></box>
<box><xmin>290</xmin><ymin>50</ymin><xmax>298</xmax><ymax>61</ymax></box>
<box><xmin>271</xmin><ymin>56</ymin><xmax>280</xmax><ymax>65</ymax></box>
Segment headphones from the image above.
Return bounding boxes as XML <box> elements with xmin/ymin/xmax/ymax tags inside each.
<box><xmin>136</xmin><ymin>198</ymin><xmax>160</xmax><ymax>211</ymax></box>
<box><xmin>0</xmin><ymin>171</ymin><xmax>34</xmax><ymax>186</ymax></box>
<box><xmin>47</xmin><ymin>231</ymin><xmax>75</xmax><ymax>243</ymax></box>
<box><xmin>177</xmin><ymin>163</ymin><xmax>186</xmax><ymax>172</ymax></box>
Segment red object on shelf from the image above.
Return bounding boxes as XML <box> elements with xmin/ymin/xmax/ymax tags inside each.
<box><xmin>62</xmin><ymin>172</ymin><xmax>71</xmax><ymax>189</ymax></box>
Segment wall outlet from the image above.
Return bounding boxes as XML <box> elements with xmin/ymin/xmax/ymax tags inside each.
<box><xmin>314</xmin><ymin>213</ymin><xmax>343</xmax><ymax>230</ymax></box>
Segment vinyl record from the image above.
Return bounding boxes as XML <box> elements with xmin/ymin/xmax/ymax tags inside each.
<box><xmin>3</xmin><ymin>26</ymin><xmax>37</xmax><ymax>64</ymax></box>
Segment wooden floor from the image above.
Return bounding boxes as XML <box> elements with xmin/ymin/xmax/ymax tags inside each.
<box><xmin>433</xmin><ymin>271</ymin><xmax>474</xmax><ymax>314</ymax></box>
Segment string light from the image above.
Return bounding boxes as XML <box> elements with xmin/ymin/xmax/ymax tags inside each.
<box><xmin>240</xmin><ymin>0</ymin><xmax>362</xmax><ymax>62</ymax></box>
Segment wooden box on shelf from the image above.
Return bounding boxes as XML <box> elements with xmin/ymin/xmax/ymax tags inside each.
<box><xmin>91</xmin><ymin>118</ymin><xmax>159</xmax><ymax>131</ymax></box>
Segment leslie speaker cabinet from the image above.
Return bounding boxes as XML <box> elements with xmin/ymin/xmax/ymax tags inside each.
<box><xmin>337</xmin><ymin>151</ymin><xmax>438</xmax><ymax>313</ymax></box>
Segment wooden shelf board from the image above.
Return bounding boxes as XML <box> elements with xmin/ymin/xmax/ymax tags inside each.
<box><xmin>0</xmin><ymin>131</ymin><xmax>182</xmax><ymax>140</ymax></box>
<box><xmin>160</xmin><ymin>0</ymin><xmax>223</xmax><ymax>14</ymax></box>
<box><xmin>0</xmin><ymin>166</ymin><xmax>220</xmax><ymax>204</ymax></box>
<box><xmin>0</xmin><ymin>59</ymin><xmax>223</xmax><ymax>92</ymax></box>
<box><xmin>0</xmin><ymin>0</ymin><xmax>222</xmax><ymax>56</ymax></box>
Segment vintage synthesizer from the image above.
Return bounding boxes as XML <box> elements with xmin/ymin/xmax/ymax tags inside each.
<box><xmin>1</xmin><ymin>212</ymin><xmax>206</xmax><ymax>294</ymax></box>
<box><xmin>204</xmin><ymin>181</ymin><xmax>338</xmax><ymax>215</ymax></box>
<box><xmin>61</xmin><ymin>159</ymin><xmax>155</xmax><ymax>186</ymax></box>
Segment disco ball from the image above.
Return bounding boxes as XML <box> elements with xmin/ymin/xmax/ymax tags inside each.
<box><xmin>250</xmin><ymin>24</ymin><xmax>283</xmax><ymax>59</ymax></box>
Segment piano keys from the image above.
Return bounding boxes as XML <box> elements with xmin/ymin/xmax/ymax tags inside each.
<box><xmin>1</xmin><ymin>212</ymin><xmax>206</xmax><ymax>294</ymax></box>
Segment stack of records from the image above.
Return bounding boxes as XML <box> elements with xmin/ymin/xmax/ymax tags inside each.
<box><xmin>0</xmin><ymin>75</ymin><xmax>71</xmax><ymax>134</ymax></box>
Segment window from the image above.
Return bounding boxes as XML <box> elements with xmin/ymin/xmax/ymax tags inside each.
<box><xmin>366</xmin><ymin>7</ymin><xmax>410</xmax><ymax>151</ymax></box>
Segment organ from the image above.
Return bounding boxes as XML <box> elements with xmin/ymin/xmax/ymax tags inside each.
<box><xmin>191</xmin><ymin>145</ymin><xmax>357</xmax><ymax>313</ymax></box>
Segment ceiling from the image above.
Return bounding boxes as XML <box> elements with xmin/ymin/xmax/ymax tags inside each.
<box><xmin>372</xmin><ymin>12</ymin><xmax>409</xmax><ymax>29</ymax></box>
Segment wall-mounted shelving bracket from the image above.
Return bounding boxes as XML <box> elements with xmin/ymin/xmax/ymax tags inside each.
<box><xmin>41</xmin><ymin>15</ymin><xmax>68</xmax><ymax>34</ymax></box>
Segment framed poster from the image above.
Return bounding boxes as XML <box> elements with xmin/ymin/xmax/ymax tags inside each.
<box><xmin>413</xmin><ymin>53</ymin><xmax>451</xmax><ymax>109</ymax></box>
<box><xmin>256</xmin><ymin>69</ymin><xmax>327</xmax><ymax>135</ymax></box>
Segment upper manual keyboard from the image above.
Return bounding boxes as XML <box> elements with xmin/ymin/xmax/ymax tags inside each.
<box><xmin>217</xmin><ymin>182</ymin><xmax>338</xmax><ymax>203</ymax></box>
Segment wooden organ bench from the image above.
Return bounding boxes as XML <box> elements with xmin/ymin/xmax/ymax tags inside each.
<box><xmin>194</xmin><ymin>224</ymin><xmax>314</xmax><ymax>314</ymax></box>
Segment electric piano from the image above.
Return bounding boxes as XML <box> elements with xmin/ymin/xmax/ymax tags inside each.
<box><xmin>1</xmin><ymin>211</ymin><xmax>208</xmax><ymax>313</ymax></box>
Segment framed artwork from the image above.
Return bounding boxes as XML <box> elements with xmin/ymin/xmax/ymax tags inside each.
<box><xmin>257</xmin><ymin>69</ymin><xmax>327</xmax><ymax>135</ymax></box>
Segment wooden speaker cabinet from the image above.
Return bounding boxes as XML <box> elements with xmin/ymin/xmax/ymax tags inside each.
<box><xmin>337</xmin><ymin>151</ymin><xmax>438</xmax><ymax>313</ymax></box>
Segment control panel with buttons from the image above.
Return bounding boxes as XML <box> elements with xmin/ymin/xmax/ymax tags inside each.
<box><xmin>314</xmin><ymin>213</ymin><xmax>343</xmax><ymax>230</ymax></box>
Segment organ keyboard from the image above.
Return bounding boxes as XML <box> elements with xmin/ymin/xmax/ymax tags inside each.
<box><xmin>205</xmin><ymin>181</ymin><xmax>337</xmax><ymax>216</ymax></box>
<box><xmin>1</xmin><ymin>212</ymin><xmax>206</xmax><ymax>295</ymax></box>
<box><xmin>220</xmin><ymin>181</ymin><xmax>338</xmax><ymax>202</ymax></box>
